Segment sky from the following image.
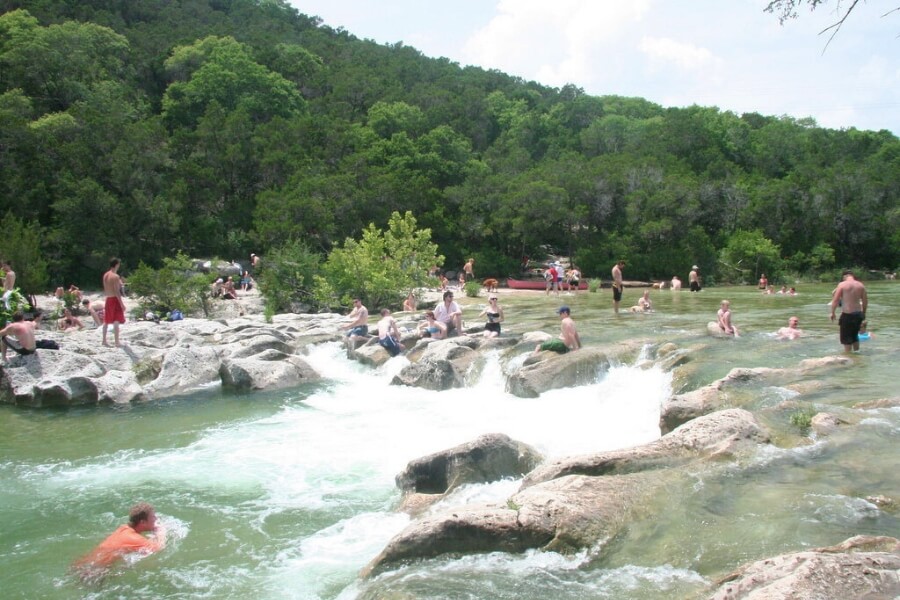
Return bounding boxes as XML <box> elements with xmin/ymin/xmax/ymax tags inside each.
<box><xmin>287</xmin><ymin>0</ymin><xmax>900</xmax><ymax>134</ymax></box>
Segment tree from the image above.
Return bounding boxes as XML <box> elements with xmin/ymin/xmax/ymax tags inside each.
<box><xmin>318</xmin><ymin>211</ymin><xmax>443</xmax><ymax>309</ymax></box>
<box><xmin>162</xmin><ymin>36</ymin><xmax>304</xmax><ymax>130</ymax></box>
<box><xmin>255</xmin><ymin>239</ymin><xmax>322</xmax><ymax>313</ymax></box>
<box><xmin>764</xmin><ymin>1</ymin><xmax>899</xmax><ymax>48</ymax></box>
<box><xmin>126</xmin><ymin>252</ymin><xmax>212</xmax><ymax>317</ymax></box>
<box><xmin>719</xmin><ymin>230</ymin><xmax>783</xmax><ymax>283</ymax></box>
<box><xmin>0</xmin><ymin>211</ymin><xmax>49</xmax><ymax>305</ymax></box>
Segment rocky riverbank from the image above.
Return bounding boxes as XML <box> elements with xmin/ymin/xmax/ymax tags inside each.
<box><xmin>3</xmin><ymin>290</ymin><xmax>897</xmax><ymax>598</ymax></box>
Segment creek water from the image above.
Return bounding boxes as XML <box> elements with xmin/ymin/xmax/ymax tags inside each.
<box><xmin>1</xmin><ymin>282</ymin><xmax>898</xmax><ymax>599</ymax></box>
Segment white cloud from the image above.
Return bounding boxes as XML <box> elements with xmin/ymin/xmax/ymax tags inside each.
<box><xmin>462</xmin><ymin>0</ymin><xmax>651</xmax><ymax>86</ymax></box>
<box><xmin>637</xmin><ymin>37</ymin><xmax>722</xmax><ymax>71</ymax></box>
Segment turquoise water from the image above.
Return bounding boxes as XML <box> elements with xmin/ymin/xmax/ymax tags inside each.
<box><xmin>1</xmin><ymin>283</ymin><xmax>897</xmax><ymax>599</ymax></box>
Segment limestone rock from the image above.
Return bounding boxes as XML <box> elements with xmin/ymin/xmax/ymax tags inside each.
<box><xmin>525</xmin><ymin>408</ymin><xmax>768</xmax><ymax>486</ymax></box>
<box><xmin>365</xmin><ymin>472</ymin><xmax>652</xmax><ymax>577</ymax></box>
<box><xmin>219</xmin><ymin>352</ymin><xmax>319</xmax><ymax>391</ymax></box>
<box><xmin>507</xmin><ymin>347</ymin><xmax>615</xmax><ymax>398</ymax></box>
<box><xmin>142</xmin><ymin>345</ymin><xmax>222</xmax><ymax>398</ymax></box>
<box><xmin>397</xmin><ymin>433</ymin><xmax>543</xmax><ymax>496</ymax></box>
<box><xmin>660</xmin><ymin>356</ymin><xmax>854</xmax><ymax>433</ymax></box>
<box><xmin>708</xmin><ymin>535</ymin><xmax>900</xmax><ymax>599</ymax></box>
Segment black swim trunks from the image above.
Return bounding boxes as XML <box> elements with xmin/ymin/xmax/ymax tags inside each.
<box><xmin>690</xmin><ymin>281</ymin><xmax>701</xmax><ymax>292</ymax></box>
<box><xmin>839</xmin><ymin>311</ymin><xmax>864</xmax><ymax>345</ymax></box>
<box><xmin>2</xmin><ymin>336</ymin><xmax>35</xmax><ymax>355</ymax></box>
<box><xmin>612</xmin><ymin>285</ymin><xmax>623</xmax><ymax>302</ymax></box>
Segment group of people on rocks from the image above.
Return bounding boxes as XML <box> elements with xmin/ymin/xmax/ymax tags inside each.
<box><xmin>341</xmin><ymin>287</ymin><xmax>580</xmax><ymax>359</ymax></box>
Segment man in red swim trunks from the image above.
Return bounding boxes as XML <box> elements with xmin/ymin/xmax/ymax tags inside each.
<box><xmin>72</xmin><ymin>502</ymin><xmax>167</xmax><ymax>581</ymax></box>
<box><xmin>102</xmin><ymin>257</ymin><xmax>126</xmax><ymax>347</ymax></box>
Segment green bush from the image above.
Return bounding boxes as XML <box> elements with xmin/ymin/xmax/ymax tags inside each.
<box><xmin>319</xmin><ymin>211</ymin><xmax>444</xmax><ymax>310</ymax></box>
<box><xmin>463</xmin><ymin>280</ymin><xmax>481</xmax><ymax>297</ymax></box>
<box><xmin>0</xmin><ymin>289</ymin><xmax>30</xmax><ymax>327</ymax></box>
<box><xmin>126</xmin><ymin>252</ymin><xmax>212</xmax><ymax>316</ymax></box>
<box><xmin>789</xmin><ymin>408</ymin><xmax>815</xmax><ymax>432</ymax></box>
<box><xmin>588</xmin><ymin>279</ymin><xmax>601</xmax><ymax>293</ymax></box>
<box><xmin>256</xmin><ymin>239</ymin><xmax>322</xmax><ymax>313</ymax></box>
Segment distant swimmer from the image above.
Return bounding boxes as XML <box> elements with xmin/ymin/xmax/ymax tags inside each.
<box><xmin>72</xmin><ymin>502</ymin><xmax>167</xmax><ymax>582</ymax></box>
<box><xmin>776</xmin><ymin>316</ymin><xmax>803</xmax><ymax>340</ymax></box>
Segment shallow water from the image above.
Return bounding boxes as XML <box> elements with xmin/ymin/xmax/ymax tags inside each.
<box><xmin>1</xmin><ymin>283</ymin><xmax>897</xmax><ymax>599</ymax></box>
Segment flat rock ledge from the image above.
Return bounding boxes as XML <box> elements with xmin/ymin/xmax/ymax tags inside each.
<box><xmin>0</xmin><ymin>313</ymin><xmax>342</xmax><ymax>407</ymax></box>
<box><xmin>660</xmin><ymin>355</ymin><xmax>853</xmax><ymax>433</ymax></box>
<box><xmin>708</xmin><ymin>535</ymin><xmax>900</xmax><ymax>599</ymax></box>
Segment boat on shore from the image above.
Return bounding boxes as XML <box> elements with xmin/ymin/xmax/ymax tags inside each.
<box><xmin>506</xmin><ymin>277</ymin><xmax>590</xmax><ymax>290</ymax></box>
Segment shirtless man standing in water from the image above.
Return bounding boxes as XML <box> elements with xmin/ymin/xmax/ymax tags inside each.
<box><xmin>102</xmin><ymin>258</ymin><xmax>126</xmax><ymax>347</ymax></box>
<box><xmin>830</xmin><ymin>269</ymin><xmax>868</xmax><ymax>352</ymax></box>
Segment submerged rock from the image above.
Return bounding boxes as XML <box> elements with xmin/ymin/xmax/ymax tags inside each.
<box><xmin>708</xmin><ymin>535</ymin><xmax>900</xmax><ymax>599</ymax></box>
<box><xmin>660</xmin><ymin>355</ymin><xmax>854</xmax><ymax>433</ymax></box>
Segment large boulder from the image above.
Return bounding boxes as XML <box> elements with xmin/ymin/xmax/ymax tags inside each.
<box><xmin>219</xmin><ymin>352</ymin><xmax>320</xmax><ymax>390</ymax></box>
<box><xmin>708</xmin><ymin>535</ymin><xmax>900</xmax><ymax>599</ymax></box>
<box><xmin>392</xmin><ymin>339</ymin><xmax>478</xmax><ymax>390</ymax></box>
<box><xmin>397</xmin><ymin>433</ymin><xmax>543</xmax><ymax>496</ymax></box>
<box><xmin>524</xmin><ymin>408</ymin><xmax>768</xmax><ymax>486</ymax></box>
<box><xmin>507</xmin><ymin>345</ymin><xmax>632</xmax><ymax>398</ymax></box>
<box><xmin>364</xmin><ymin>471</ymin><xmax>655</xmax><ymax>577</ymax></box>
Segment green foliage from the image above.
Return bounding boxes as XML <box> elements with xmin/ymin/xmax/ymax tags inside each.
<box><xmin>588</xmin><ymin>279</ymin><xmax>601</xmax><ymax>293</ymax></box>
<box><xmin>789</xmin><ymin>408</ymin><xmax>815</xmax><ymax>432</ymax></box>
<box><xmin>319</xmin><ymin>211</ymin><xmax>444</xmax><ymax>309</ymax></box>
<box><xmin>162</xmin><ymin>36</ymin><xmax>305</xmax><ymax>129</ymax></box>
<box><xmin>0</xmin><ymin>212</ymin><xmax>49</xmax><ymax>297</ymax></box>
<box><xmin>0</xmin><ymin>289</ymin><xmax>29</xmax><ymax>327</ymax></box>
<box><xmin>125</xmin><ymin>252</ymin><xmax>211</xmax><ymax>316</ymax></box>
<box><xmin>256</xmin><ymin>239</ymin><xmax>322</xmax><ymax>313</ymax></box>
<box><xmin>463</xmin><ymin>281</ymin><xmax>481</xmax><ymax>298</ymax></box>
<box><xmin>719</xmin><ymin>230</ymin><xmax>783</xmax><ymax>284</ymax></box>
<box><xmin>0</xmin><ymin>2</ymin><xmax>897</xmax><ymax>298</ymax></box>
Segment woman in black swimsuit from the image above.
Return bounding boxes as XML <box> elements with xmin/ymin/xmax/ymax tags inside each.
<box><xmin>478</xmin><ymin>296</ymin><xmax>505</xmax><ymax>338</ymax></box>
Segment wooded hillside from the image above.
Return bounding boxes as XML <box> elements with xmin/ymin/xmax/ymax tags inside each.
<box><xmin>1</xmin><ymin>0</ymin><xmax>897</xmax><ymax>292</ymax></box>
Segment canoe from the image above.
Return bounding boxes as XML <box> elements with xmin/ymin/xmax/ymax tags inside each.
<box><xmin>506</xmin><ymin>278</ymin><xmax>590</xmax><ymax>290</ymax></box>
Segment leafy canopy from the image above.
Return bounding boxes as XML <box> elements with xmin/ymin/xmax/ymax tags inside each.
<box><xmin>319</xmin><ymin>211</ymin><xmax>443</xmax><ymax>310</ymax></box>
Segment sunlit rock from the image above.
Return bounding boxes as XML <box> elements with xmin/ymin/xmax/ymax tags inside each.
<box><xmin>396</xmin><ymin>433</ymin><xmax>543</xmax><ymax>513</ymax></box>
<box><xmin>661</xmin><ymin>356</ymin><xmax>854</xmax><ymax>433</ymax></box>
<box><xmin>708</xmin><ymin>535</ymin><xmax>900</xmax><ymax>599</ymax></box>
<box><xmin>220</xmin><ymin>352</ymin><xmax>319</xmax><ymax>390</ymax></box>
<box><xmin>524</xmin><ymin>408</ymin><xmax>768</xmax><ymax>486</ymax></box>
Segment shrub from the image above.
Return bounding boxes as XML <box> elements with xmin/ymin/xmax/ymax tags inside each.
<box><xmin>319</xmin><ymin>211</ymin><xmax>444</xmax><ymax>309</ymax></box>
<box><xmin>126</xmin><ymin>252</ymin><xmax>212</xmax><ymax>316</ymax></box>
<box><xmin>256</xmin><ymin>239</ymin><xmax>322</xmax><ymax>313</ymax></box>
<box><xmin>463</xmin><ymin>281</ymin><xmax>481</xmax><ymax>297</ymax></box>
<box><xmin>789</xmin><ymin>408</ymin><xmax>815</xmax><ymax>432</ymax></box>
<box><xmin>588</xmin><ymin>279</ymin><xmax>601</xmax><ymax>293</ymax></box>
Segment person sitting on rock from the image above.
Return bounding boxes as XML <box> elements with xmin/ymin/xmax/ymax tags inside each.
<box><xmin>417</xmin><ymin>310</ymin><xmax>447</xmax><ymax>340</ymax></box>
<box><xmin>58</xmin><ymin>308</ymin><xmax>84</xmax><ymax>331</ymax></box>
<box><xmin>82</xmin><ymin>299</ymin><xmax>105</xmax><ymax>327</ymax></box>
